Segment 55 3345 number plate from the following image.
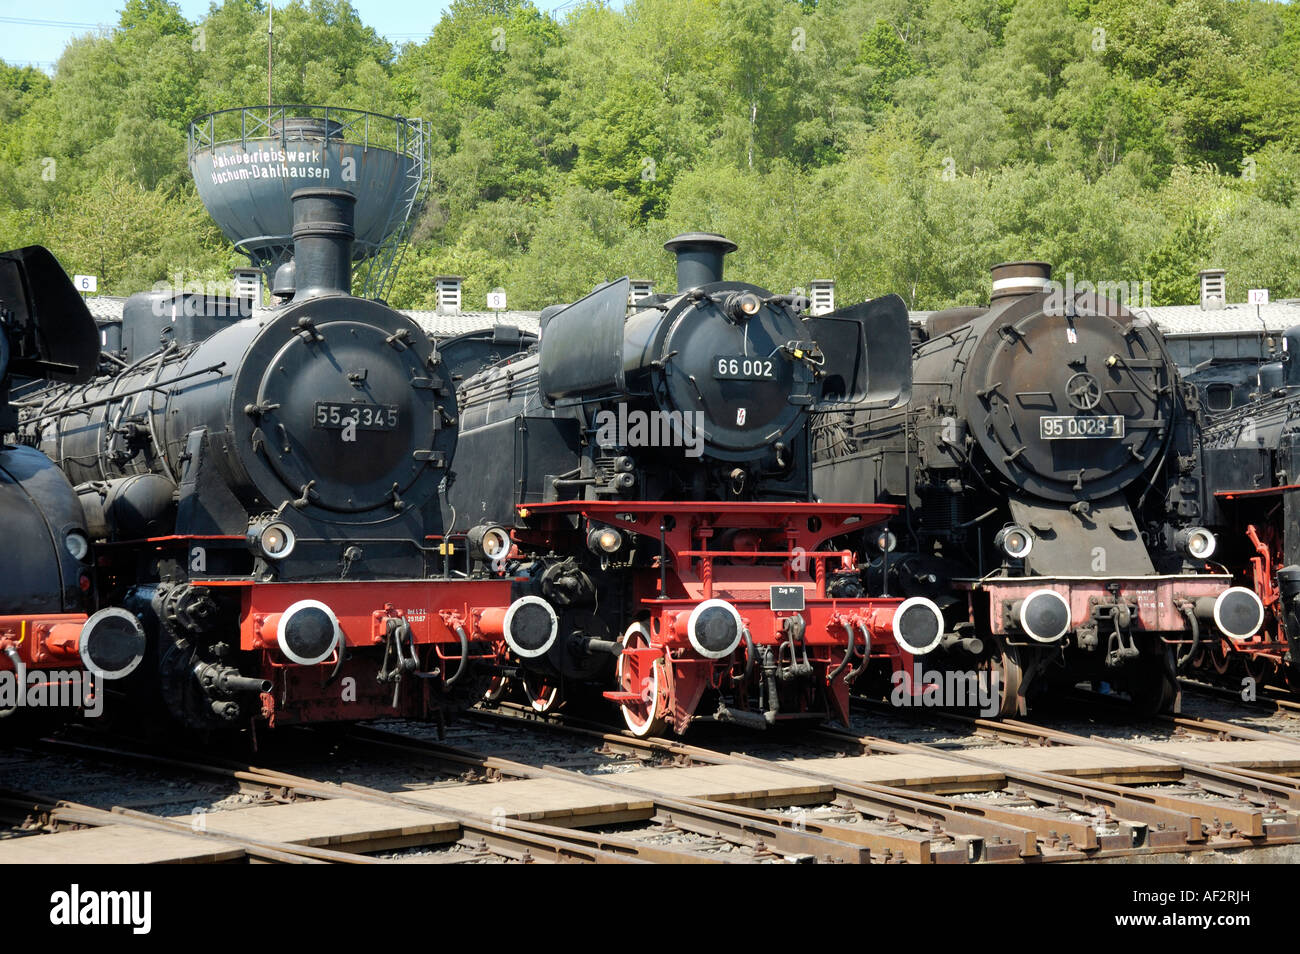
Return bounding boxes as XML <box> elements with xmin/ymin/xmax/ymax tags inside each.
<box><xmin>1039</xmin><ymin>415</ymin><xmax>1124</xmax><ymax>439</ymax></box>
<box><xmin>314</xmin><ymin>402</ymin><xmax>399</xmax><ymax>430</ymax></box>
<box><xmin>714</xmin><ymin>355</ymin><xmax>776</xmax><ymax>380</ymax></box>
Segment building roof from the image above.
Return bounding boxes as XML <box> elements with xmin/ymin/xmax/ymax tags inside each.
<box><xmin>1132</xmin><ymin>301</ymin><xmax>1300</xmax><ymax>337</ymax></box>
<box><xmin>404</xmin><ymin>310</ymin><xmax>540</xmax><ymax>337</ymax></box>
<box><xmin>82</xmin><ymin>296</ymin><xmax>541</xmax><ymax>339</ymax></box>
<box><xmin>83</xmin><ymin>296</ymin><xmax>127</xmax><ymax>322</ymax></box>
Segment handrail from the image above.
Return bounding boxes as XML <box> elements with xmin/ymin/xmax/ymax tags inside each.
<box><xmin>188</xmin><ymin>105</ymin><xmax>423</xmax><ymax>160</ymax></box>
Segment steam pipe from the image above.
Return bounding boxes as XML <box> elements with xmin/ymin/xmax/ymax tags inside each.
<box><xmin>846</xmin><ymin>622</ymin><xmax>872</xmax><ymax>686</ymax></box>
<box><xmin>1176</xmin><ymin>602</ymin><xmax>1200</xmax><ymax>671</ymax></box>
<box><xmin>826</xmin><ymin>618</ymin><xmax>857</xmax><ymax>684</ymax></box>
<box><xmin>444</xmin><ymin>624</ymin><xmax>470</xmax><ymax>688</ymax></box>
<box><xmin>730</xmin><ymin>626</ymin><xmax>755</xmax><ymax>686</ymax></box>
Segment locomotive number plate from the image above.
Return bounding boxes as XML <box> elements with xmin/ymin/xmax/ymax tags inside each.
<box><xmin>314</xmin><ymin>402</ymin><xmax>399</xmax><ymax>430</ymax></box>
<box><xmin>1038</xmin><ymin>415</ymin><xmax>1124</xmax><ymax>439</ymax></box>
<box><xmin>713</xmin><ymin>355</ymin><xmax>776</xmax><ymax>380</ymax></box>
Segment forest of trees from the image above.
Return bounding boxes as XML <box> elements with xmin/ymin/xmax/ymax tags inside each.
<box><xmin>1</xmin><ymin>0</ymin><xmax>1298</xmax><ymax>311</ymax></box>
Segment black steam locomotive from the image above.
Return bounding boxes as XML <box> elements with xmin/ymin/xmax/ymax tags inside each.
<box><xmin>449</xmin><ymin>234</ymin><xmax>942</xmax><ymax>735</ymax></box>
<box><xmin>812</xmin><ymin>262</ymin><xmax>1261</xmax><ymax>715</ymax></box>
<box><xmin>451</xmin><ymin>233</ymin><xmax>911</xmax><ymax>512</ymax></box>
<box><xmin>1196</xmin><ymin>330</ymin><xmax>1300</xmax><ymax>688</ymax></box>
<box><xmin>0</xmin><ymin>245</ymin><xmax>147</xmax><ymax>728</ymax></box>
<box><xmin>22</xmin><ymin>190</ymin><xmax>514</xmax><ymax>730</ymax></box>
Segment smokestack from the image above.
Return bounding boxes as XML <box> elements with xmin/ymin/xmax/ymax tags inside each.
<box><xmin>290</xmin><ymin>188</ymin><xmax>355</xmax><ymax>298</ymax></box>
<box><xmin>990</xmin><ymin>261</ymin><xmax>1052</xmax><ymax>301</ymax></box>
<box><xmin>664</xmin><ymin>232</ymin><xmax>737</xmax><ymax>292</ymax></box>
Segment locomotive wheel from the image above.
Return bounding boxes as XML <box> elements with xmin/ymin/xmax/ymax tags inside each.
<box><xmin>483</xmin><ymin>674</ymin><xmax>510</xmax><ymax>703</ymax></box>
<box><xmin>616</xmin><ymin>622</ymin><xmax>666</xmax><ymax>738</ymax></box>
<box><xmin>1208</xmin><ymin>639</ymin><xmax>1232</xmax><ymax>675</ymax></box>
<box><xmin>980</xmin><ymin>638</ymin><xmax>1024</xmax><ymax>718</ymax></box>
<box><xmin>1128</xmin><ymin>649</ymin><xmax>1178</xmax><ymax>718</ymax></box>
<box><xmin>1242</xmin><ymin>654</ymin><xmax>1275</xmax><ymax>688</ymax></box>
<box><xmin>521</xmin><ymin>671</ymin><xmax>562</xmax><ymax>714</ymax></box>
<box><xmin>1284</xmin><ymin>661</ymin><xmax>1300</xmax><ymax>694</ymax></box>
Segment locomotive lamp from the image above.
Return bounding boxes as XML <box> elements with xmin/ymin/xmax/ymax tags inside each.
<box><xmin>249</xmin><ymin>520</ymin><xmax>297</xmax><ymax>560</ymax></box>
<box><xmin>994</xmin><ymin>524</ymin><xmax>1034</xmax><ymax>560</ymax></box>
<box><xmin>722</xmin><ymin>290</ymin><xmax>763</xmax><ymax>323</ymax></box>
<box><xmin>64</xmin><ymin>530</ymin><xmax>90</xmax><ymax>561</ymax></box>
<box><xmin>587</xmin><ymin>526</ymin><xmax>623</xmax><ymax>554</ymax></box>
<box><xmin>1175</xmin><ymin>526</ymin><xmax>1216</xmax><ymax>560</ymax></box>
<box><xmin>468</xmin><ymin>524</ymin><xmax>512</xmax><ymax>562</ymax></box>
<box><xmin>873</xmin><ymin>530</ymin><xmax>898</xmax><ymax>553</ymax></box>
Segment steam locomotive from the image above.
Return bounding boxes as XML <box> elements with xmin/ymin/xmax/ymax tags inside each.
<box><xmin>451</xmin><ymin>233</ymin><xmax>946</xmax><ymax>734</ymax></box>
<box><xmin>812</xmin><ymin>262</ymin><xmax>1261</xmax><ymax>715</ymax></box>
<box><xmin>23</xmin><ymin>190</ymin><xmax>515</xmax><ymax>730</ymax></box>
<box><xmin>1197</xmin><ymin>331</ymin><xmax>1300</xmax><ymax>688</ymax></box>
<box><xmin>0</xmin><ymin>246</ymin><xmax>147</xmax><ymax>729</ymax></box>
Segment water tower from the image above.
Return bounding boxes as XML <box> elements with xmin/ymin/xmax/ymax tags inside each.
<box><xmin>188</xmin><ymin>106</ymin><xmax>427</xmax><ymax>300</ymax></box>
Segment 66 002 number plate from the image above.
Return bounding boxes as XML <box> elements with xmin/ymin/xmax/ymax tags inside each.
<box><xmin>1039</xmin><ymin>415</ymin><xmax>1124</xmax><ymax>439</ymax></box>
<box><xmin>714</xmin><ymin>355</ymin><xmax>776</xmax><ymax>380</ymax></box>
<box><xmin>314</xmin><ymin>402</ymin><xmax>399</xmax><ymax>430</ymax></box>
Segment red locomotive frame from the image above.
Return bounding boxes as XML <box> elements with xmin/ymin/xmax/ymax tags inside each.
<box><xmin>514</xmin><ymin>501</ymin><xmax>915</xmax><ymax>734</ymax></box>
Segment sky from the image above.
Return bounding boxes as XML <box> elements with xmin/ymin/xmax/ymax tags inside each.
<box><xmin>0</xmin><ymin>1</ymin><xmax>578</xmax><ymax>71</ymax></box>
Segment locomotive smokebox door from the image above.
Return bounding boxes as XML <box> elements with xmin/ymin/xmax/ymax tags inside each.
<box><xmin>961</xmin><ymin>290</ymin><xmax>1174</xmax><ymax>502</ymax></box>
<box><xmin>232</xmin><ymin>297</ymin><xmax>451</xmax><ymax>514</ymax></box>
<box><xmin>804</xmin><ymin>293</ymin><xmax>912</xmax><ymax>412</ymax></box>
<box><xmin>625</xmin><ymin>279</ymin><xmax>817</xmax><ymax>459</ymax></box>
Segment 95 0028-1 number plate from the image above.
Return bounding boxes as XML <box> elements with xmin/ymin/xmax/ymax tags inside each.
<box><xmin>314</xmin><ymin>402</ymin><xmax>399</xmax><ymax>430</ymax></box>
<box><xmin>714</xmin><ymin>355</ymin><xmax>776</xmax><ymax>380</ymax></box>
<box><xmin>1039</xmin><ymin>415</ymin><xmax>1124</xmax><ymax>439</ymax></box>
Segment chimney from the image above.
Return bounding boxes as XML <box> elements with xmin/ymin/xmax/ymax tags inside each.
<box><xmin>664</xmin><ymin>232</ymin><xmax>737</xmax><ymax>292</ymax></box>
<box><xmin>810</xmin><ymin>279</ymin><xmax>836</xmax><ymax>316</ymax></box>
<box><xmin>1200</xmin><ymin>268</ymin><xmax>1226</xmax><ymax>310</ymax></box>
<box><xmin>290</xmin><ymin>188</ymin><xmax>355</xmax><ymax>299</ymax></box>
<box><xmin>435</xmin><ymin>276</ymin><xmax>463</xmax><ymax>314</ymax></box>
<box><xmin>629</xmin><ymin>279</ymin><xmax>655</xmax><ymax>305</ymax></box>
<box><xmin>990</xmin><ymin>261</ymin><xmax>1052</xmax><ymax>301</ymax></box>
<box><xmin>231</xmin><ymin>267</ymin><xmax>262</xmax><ymax>308</ymax></box>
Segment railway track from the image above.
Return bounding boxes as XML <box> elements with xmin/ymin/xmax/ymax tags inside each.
<box><xmin>1178</xmin><ymin>676</ymin><xmax>1300</xmax><ymax>718</ymax></box>
<box><xmin>0</xmin><ymin>736</ymin><xmax>720</xmax><ymax>864</ymax></box>
<box><xmin>456</xmin><ymin>700</ymin><xmax>1300</xmax><ymax>860</ymax></box>
<box><xmin>5</xmin><ymin>687</ymin><xmax>1300</xmax><ymax>864</ymax></box>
